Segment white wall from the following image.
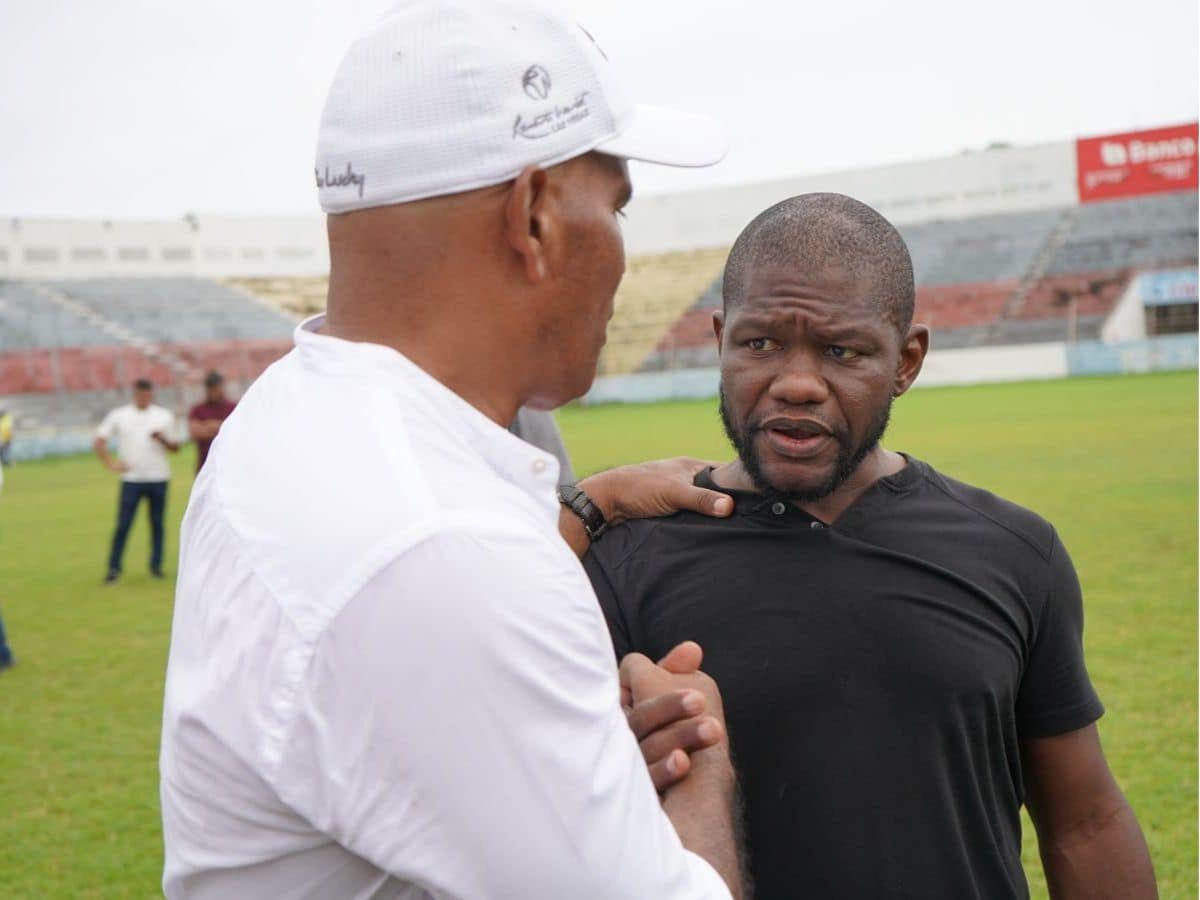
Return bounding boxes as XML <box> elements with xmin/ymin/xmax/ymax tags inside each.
<box><xmin>914</xmin><ymin>342</ymin><xmax>1069</xmax><ymax>387</ymax></box>
<box><xmin>0</xmin><ymin>215</ymin><xmax>328</xmax><ymax>280</ymax></box>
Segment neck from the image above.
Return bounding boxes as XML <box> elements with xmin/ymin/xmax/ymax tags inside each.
<box><xmin>713</xmin><ymin>445</ymin><xmax>907</xmax><ymax>523</ymax></box>
<box><xmin>323</xmin><ymin>267</ymin><xmax>529</xmax><ymax>428</ymax></box>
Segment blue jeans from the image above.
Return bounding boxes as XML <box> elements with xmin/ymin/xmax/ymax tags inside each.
<box><xmin>0</xmin><ymin>606</ymin><xmax>12</xmax><ymax>667</ymax></box>
<box><xmin>107</xmin><ymin>480</ymin><xmax>168</xmax><ymax>574</ymax></box>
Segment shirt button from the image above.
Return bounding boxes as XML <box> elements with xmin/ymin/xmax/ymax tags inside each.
<box><xmin>810</xmin><ymin>520</ymin><xmax>824</xmax><ymax>529</ymax></box>
<box><xmin>770</xmin><ymin>502</ymin><xmax>786</xmax><ymax>515</ymax></box>
<box><xmin>531</xmin><ymin>458</ymin><xmax>548</xmax><ymax>475</ymax></box>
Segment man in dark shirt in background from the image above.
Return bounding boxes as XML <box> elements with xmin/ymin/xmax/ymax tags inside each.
<box><xmin>585</xmin><ymin>193</ymin><xmax>1156</xmax><ymax>899</ymax></box>
<box><xmin>188</xmin><ymin>371</ymin><xmax>237</xmax><ymax>472</ymax></box>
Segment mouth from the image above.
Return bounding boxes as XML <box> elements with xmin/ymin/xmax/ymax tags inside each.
<box><xmin>758</xmin><ymin>417</ymin><xmax>834</xmax><ymax>460</ymax></box>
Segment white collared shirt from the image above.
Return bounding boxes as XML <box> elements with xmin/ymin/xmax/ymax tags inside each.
<box><xmin>96</xmin><ymin>403</ymin><xmax>175</xmax><ymax>482</ymax></box>
<box><xmin>160</xmin><ymin>315</ymin><xmax>729</xmax><ymax>900</ymax></box>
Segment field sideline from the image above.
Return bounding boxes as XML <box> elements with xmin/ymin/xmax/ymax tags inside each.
<box><xmin>0</xmin><ymin>371</ymin><xmax>1195</xmax><ymax>898</ymax></box>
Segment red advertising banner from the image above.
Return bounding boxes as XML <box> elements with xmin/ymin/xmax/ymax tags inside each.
<box><xmin>1076</xmin><ymin>122</ymin><xmax>1198</xmax><ymax>203</ymax></box>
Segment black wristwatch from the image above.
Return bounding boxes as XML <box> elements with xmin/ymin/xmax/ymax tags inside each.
<box><xmin>557</xmin><ymin>483</ymin><xmax>609</xmax><ymax>542</ymax></box>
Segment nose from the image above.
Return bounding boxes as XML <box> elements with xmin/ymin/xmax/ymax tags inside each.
<box><xmin>767</xmin><ymin>352</ymin><xmax>829</xmax><ymax>407</ymax></box>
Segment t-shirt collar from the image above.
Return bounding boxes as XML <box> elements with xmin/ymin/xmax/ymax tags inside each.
<box><xmin>694</xmin><ymin>454</ymin><xmax>924</xmax><ymax>522</ymax></box>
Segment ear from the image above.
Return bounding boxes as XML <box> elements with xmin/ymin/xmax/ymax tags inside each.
<box><xmin>712</xmin><ymin>309</ymin><xmax>725</xmax><ymax>358</ymax></box>
<box><xmin>894</xmin><ymin>324</ymin><xmax>929</xmax><ymax>397</ymax></box>
<box><xmin>503</xmin><ymin>165</ymin><xmax>553</xmax><ymax>284</ymax></box>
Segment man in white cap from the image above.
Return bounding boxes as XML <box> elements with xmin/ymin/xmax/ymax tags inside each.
<box><xmin>160</xmin><ymin>2</ymin><xmax>746</xmax><ymax>898</ymax></box>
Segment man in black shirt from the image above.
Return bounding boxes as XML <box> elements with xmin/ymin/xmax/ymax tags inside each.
<box><xmin>584</xmin><ymin>194</ymin><xmax>1156</xmax><ymax>899</ymax></box>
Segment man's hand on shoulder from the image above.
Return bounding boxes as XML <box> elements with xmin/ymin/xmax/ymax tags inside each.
<box><xmin>559</xmin><ymin>457</ymin><xmax>734</xmax><ymax>557</ymax></box>
<box><xmin>583</xmin><ymin>458</ymin><xmax>734</xmax><ymax>525</ymax></box>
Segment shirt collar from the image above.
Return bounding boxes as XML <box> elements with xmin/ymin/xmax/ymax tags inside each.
<box><xmin>694</xmin><ymin>455</ymin><xmax>924</xmax><ymax>524</ymax></box>
<box><xmin>293</xmin><ymin>314</ymin><xmax>562</xmax><ymax>523</ymax></box>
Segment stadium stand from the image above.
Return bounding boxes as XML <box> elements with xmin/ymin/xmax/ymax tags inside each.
<box><xmin>1</xmin><ymin>278</ymin><xmax>296</xmax><ymax>443</ymax></box>
<box><xmin>637</xmin><ymin>190</ymin><xmax>1198</xmax><ymax>371</ymax></box>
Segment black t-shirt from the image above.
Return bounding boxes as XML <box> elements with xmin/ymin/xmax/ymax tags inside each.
<box><xmin>584</xmin><ymin>457</ymin><xmax>1103</xmax><ymax>900</ymax></box>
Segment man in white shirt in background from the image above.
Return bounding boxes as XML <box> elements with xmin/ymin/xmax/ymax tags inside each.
<box><xmin>161</xmin><ymin>2</ymin><xmax>748</xmax><ymax>898</ymax></box>
<box><xmin>94</xmin><ymin>378</ymin><xmax>180</xmax><ymax>584</ymax></box>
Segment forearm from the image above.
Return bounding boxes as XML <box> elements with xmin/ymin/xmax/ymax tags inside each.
<box><xmin>1040</xmin><ymin>801</ymin><xmax>1156</xmax><ymax>899</ymax></box>
<box><xmin>557</xmin><ymin>471</ymin><xmax>620</xmax><ymax>558</ymax></box>
<box><xmin>662</xmin><ymin>748</ymin><xmax>748</xmax><ymax>900</ymax></box>
<box><xmin>558</xmin><ymin>505</ymin><xmax>590</xmax><ymax>557</ymax></box>
<box><xmin>93</xmin><ymin>439</ymin><xmax>114</xmax><ymax>467</ymax></box>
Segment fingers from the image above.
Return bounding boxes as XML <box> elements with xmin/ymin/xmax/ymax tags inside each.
<box><xmin>618</xmin><ymin>652</ymin><xmax>654</xmax><ymax>691</ymax></box>
<box><xmin>662</xmin><ymin>478</ymin><xmax>734</xmax><ymax>518</ymax></box>
<box><xmin>647</xmin><ymin>748</ymin><xmax>691</xmax><ymax>792</ymax></box>
<box><xmin>626</xmin><ymin>689</ymin><xmax>705</xmax><ymax>740</ymax></box>
<box><xmin>640</xmin><ymin>715</ymin><xmax>725</xmax><ymax>769</ymax></box>
<box><xmin>658</xmin><ymin>640</ymin><xmax>703</xmax><ymax>674</ymax></box>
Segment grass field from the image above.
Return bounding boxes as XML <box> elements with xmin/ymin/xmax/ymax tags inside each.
<box><xmin>1</xmin><ymin>371</ymin><xmax>1195</xmax><ymax>898</ymax></box>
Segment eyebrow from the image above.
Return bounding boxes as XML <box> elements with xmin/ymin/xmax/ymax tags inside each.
<box><xmin>731</xmin><ymin>313</ymin><xmax>877</xmax><ymax>341</ymax></box>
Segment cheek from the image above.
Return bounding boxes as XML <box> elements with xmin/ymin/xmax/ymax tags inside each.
<box><xmin>722</xmin><ymin>360</ymin><xmax>773</xmax><ymax>413</ymax></box>
<box><xmin>827</xmin><ymin>366</ymin><xmax>893</xmax><ymax>429</ymax></box>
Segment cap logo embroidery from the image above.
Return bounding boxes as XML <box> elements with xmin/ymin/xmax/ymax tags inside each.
<box><xmin>512</xmin><ymin>91</ymin><xmax>591</xmax><ymax>141</ymax></box>
<box><xmin>521</xmin><ymin>65</ymin><xmax>552</xmax><ymax>101</ymax></box>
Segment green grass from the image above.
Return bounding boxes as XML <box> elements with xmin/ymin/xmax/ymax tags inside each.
<box><xmin>1</xmin><ymin>371</ymin><xmax>1195</xmax><ymax>898</ymax></box>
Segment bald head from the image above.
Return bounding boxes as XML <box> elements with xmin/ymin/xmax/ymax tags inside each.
<box><xmin>722</xmin><ymin>193</ymin><xmax>915</xmax><ymax>337</ymax></box>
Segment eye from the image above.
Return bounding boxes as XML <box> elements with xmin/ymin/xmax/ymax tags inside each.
<box><xmin>826</xmin><ymin>345</ymin><xmax>861</xmax><ymax>360</ymax></box>
<box><xmin>745</xmin><ymin>337</ymin><xmax>781</xmax><ymax>352</ymax></box>
<box><xmin>615</xmin><ymin>208</ymin><xmax>628</xmax><ymax>220</ymax></box>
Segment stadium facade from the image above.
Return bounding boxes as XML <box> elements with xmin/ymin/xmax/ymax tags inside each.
<box><xmin>1</xmin><ymin>122</ymin><xmax>1196</xmax><ymax>457</ymax></box>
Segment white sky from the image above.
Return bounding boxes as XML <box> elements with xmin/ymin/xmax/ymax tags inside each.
<box><xmin>1</xmin><ymin>0</ymin><xmax>1196</xmax><ymax>219</ymax></box>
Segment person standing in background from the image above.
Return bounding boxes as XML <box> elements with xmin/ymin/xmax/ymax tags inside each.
<box><xmin>0</xmin><ymin>406</ymin><xmax>13</xmax><ymax>467</ymax></box>
<box><xmin>94</xmin><ymin>379</ymin><xmax>180</xmax><ymax>583</ymax></box>
<box><xmin>0</xmin><ymin>454</ymin><xmax>13</xmax><ymax>672</ymax></box>
<box><xmin>187</xmin><ymin>371</ymin><xmax>236</xmax><ymax>473</ymax></box>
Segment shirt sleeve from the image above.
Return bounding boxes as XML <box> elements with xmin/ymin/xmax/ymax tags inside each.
<box><xmin>272</xmin><ymin>522</ymin><xmax>730</xmax><ymax>900</ymax></box>
<box><xmin>96</xmin><ymin>409</ymin><xmax>118</xmax><ymax>441</ymax></box>
<box><xmin>187</xmin><ymin>404</ymin><xmax>202</xmax><ymax>422</ymax></box>
<box><xmin>1015</xmin><ymin>528</ymin><xmax>1105</xmax><ymax>738</ymax></box>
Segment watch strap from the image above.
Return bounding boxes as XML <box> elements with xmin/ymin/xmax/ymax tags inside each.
<box><xmin>557</xmin><ymin>483</ymin><xmax>609</xmax><ymax>541</ymax></box>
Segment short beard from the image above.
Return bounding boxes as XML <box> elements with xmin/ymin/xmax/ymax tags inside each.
<box><xmin>718</xmin><ymin>385</ymin><xmax>892</xmax><ymax>504</ymax></box>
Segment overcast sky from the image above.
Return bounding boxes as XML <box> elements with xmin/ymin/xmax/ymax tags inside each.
<box><xmin>1</xmin><ymin>0</ymin><xmax>1196</xmax><ymax>219</ymax></box>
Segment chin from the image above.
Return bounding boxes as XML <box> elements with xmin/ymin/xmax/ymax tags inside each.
<box><xmin>758</xmin><ymin>459</ymin><xmax>837</xmax><ymax>499</ymax></box>
<box><xmin>527</xmin><ymin>368</ymin><xmax>597</xmax><ymax>411</ymax></box>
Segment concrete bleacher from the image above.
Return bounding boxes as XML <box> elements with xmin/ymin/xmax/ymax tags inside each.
<box><xmin>1048</xmin><ymin>191</ymin><xmax>1197</xmax><ymax>276</ymax></box>
<box><xmin>47</xmin><ymin>278</ymin><xmax>295</xmax><ymax>344</ymax></box>
<box><xmin>904</xmin><ymin>208</ymin><xmax>1064</xmax><ymax>286</ymax></box>
<box><xmin>0</xmin><ymin>278</ymin><xmax>297</xmax><ymax>440</ymax></box>
<box><xmin>1</xmin><ymin>280</ymin><xmax>110</xmax><ymax>348</ymax></box>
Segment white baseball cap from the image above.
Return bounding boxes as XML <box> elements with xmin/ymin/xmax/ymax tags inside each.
<box><xmin>315</xmin><ymin>0</ymin><xmax>729</xmax><ymax>213</ymax></box>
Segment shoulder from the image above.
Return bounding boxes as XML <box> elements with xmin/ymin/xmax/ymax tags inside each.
<box><xmin>586</xmin><ymin>516</ymin><xmax>670</xmax><ymax>576</ymax></box>
<box><xmin>101</xmin><ymin>405</ymin><xmax>129</xmax><ymax>425</ymax></box>
<box><xmin>914</xmin><ymin>460</ymin><xmax>1057</xmax><ymax>562</ymax></box>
